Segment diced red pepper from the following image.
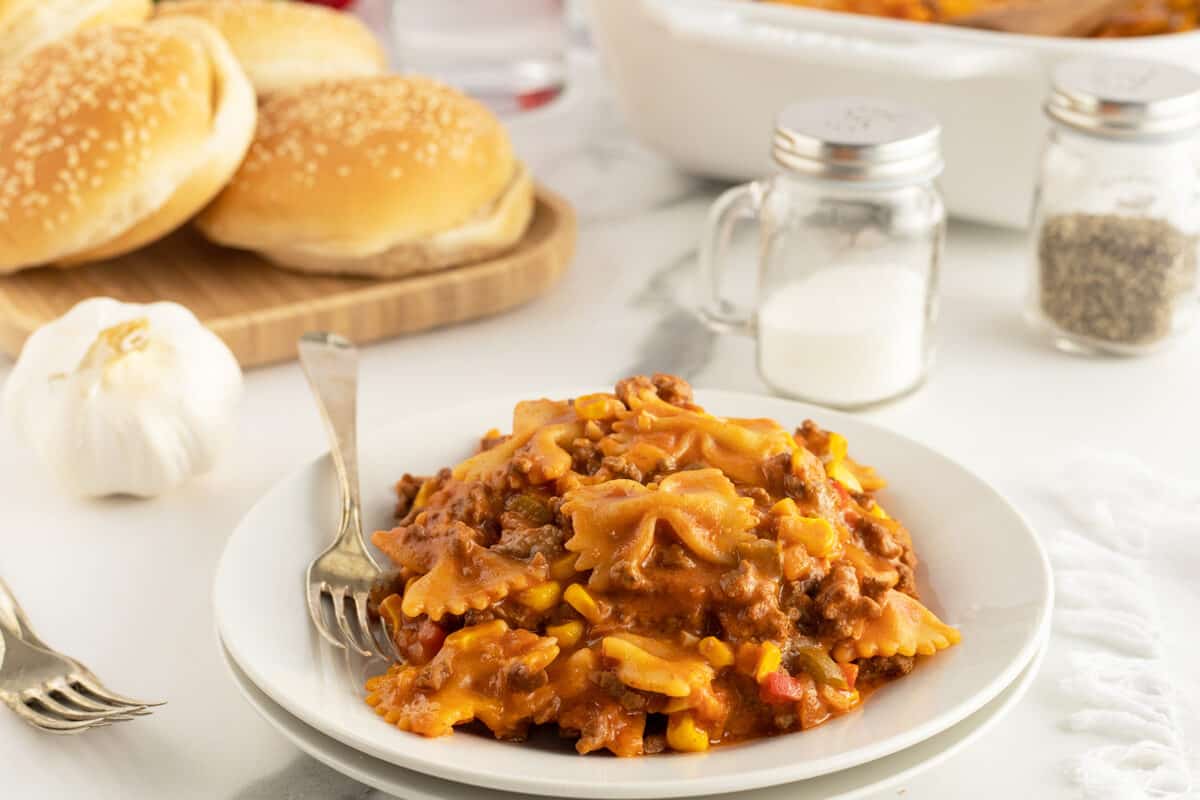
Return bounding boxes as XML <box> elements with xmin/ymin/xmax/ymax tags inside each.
<box><xmin>840</xmin><ymin>662</ymin><xmax>858</xmax><ymax>691</ymax></box>
<box><xmin>416</xmin><ymin>619</ymin><xmax>446</xmax><ymax>663</ymax></box>
<box><xmin>758</xmin><ymin>670</ymin><xmax>808</xmax><ymax>705</ymax></box>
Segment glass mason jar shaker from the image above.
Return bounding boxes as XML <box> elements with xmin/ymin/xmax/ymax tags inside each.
<box><xmin>1029</xmin><ymin>57</ymin><xmax>1200</xmax><ymax>356</ymax></box>
<box><xmin>699</xmin><ymin>97</ymin><xmax>945</xmax><ymax>409</ymax></box>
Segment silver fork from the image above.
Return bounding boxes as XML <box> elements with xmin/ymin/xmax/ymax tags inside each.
<box><xmin>0</xmin><ymin>577</ymin><xmax>162</xmax><ymax>734</ymax></box>
<box><xmin>298</xmin><ymin>332</ymin><xmax>393</xmax><ymax>659</ymax></box>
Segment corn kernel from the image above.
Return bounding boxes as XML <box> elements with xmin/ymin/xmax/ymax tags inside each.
<box><xmin>550</xmin><ymin>553</ymin><xmax>579</xmax><ymax>582</ymax></box>
<box><xmin>778</xmin><ymin>515</ymin><xmax>838</xmax><ymax>559</ymax></box>
<box><xmin>819</xmin><ymin>685</ymin><xmax>862</xmax><ymax>713</ymax></box>
<box><xmin>699</xmin><ymin>637</ymin><xmax>734</xmax><ymax>669</ymax></box>
<box><xmin>517</xmin><ymin>581</ymin><xmax>562</xmax><ymax>612</ymax></box>
<box><xmin>666</xmin><ymin>712</ymin><xmax>710</xmax><ymax>753</ymax></box>
<box><xmin>755</xmin><ymin>642</ymin><xmax>782</xmax><ymax>682</ymax></box>
<box><xmin>735</xmin><ymin>642</ymin><xmax>760</xmax><ymax>676</ymax></box>
<box><xmin>573</xmin><ymin>393</ymin><xmax>622</xmax><ymax>420</ymax></box>
<box><xmin>411</xmin><ymin>479</ymin><xmax>436</xmax><ymax>511</ymax></box>
<box><xmin>564</xmin><ymin>583</ymin><xmax>603</xmax><ymax>624</ymax></box>
<box><xmin>446</xmin><ymin>619</ymin><xmax>507</xmax><ymax>648</ymax></box>
<box><xmin>828</xmin><ymin>461</ymin><xmax>863</xmax><ymax>493</ymax></box>
<box><xmin>546</xmin><ymin>620</ymin><xmax>584</xmax><ymax>649</ymax></box>
<box><xmin>770</xmin><ymin>497</ymin><xmax>798</xmax><ymax>516</ymax></box>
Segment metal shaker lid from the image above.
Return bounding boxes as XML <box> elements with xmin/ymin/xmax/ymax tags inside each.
<box><xmin>1047</xmin><ymin>57</ymin><xmax>1200</xmax><ymax>139</ymax></box>
<box><xmin>772</xmin><ymin>97</ymin><xmax>943</xmax><ymax>185</ymax></box>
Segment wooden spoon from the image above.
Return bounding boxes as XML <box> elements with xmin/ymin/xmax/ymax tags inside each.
<box><xmin>946</xmin><ymin>0</ymin><xmax>1127</xmax><ymax>37</ymax></box>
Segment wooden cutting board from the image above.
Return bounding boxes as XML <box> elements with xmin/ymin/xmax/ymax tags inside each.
<box><xmin>0</xmin><ymin>187</ymin><xmax>575</xmax><ymax>368</ymax></box>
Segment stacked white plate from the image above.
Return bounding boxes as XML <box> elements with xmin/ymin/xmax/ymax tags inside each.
<box><xmin>214</xmin><ymin>390</ymin><xmax>1053</xmax><ymax>800</ymax></box>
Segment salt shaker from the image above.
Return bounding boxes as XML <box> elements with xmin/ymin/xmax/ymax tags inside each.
<box><xmin>1030</xmin><ymin>57</ymin><xmax>1200</xmax><ymax>355</ymax></box>
<box><xmin>699</xmin><ymin>97</ymin><xmax>945</xmax><ymax>409</ymax></box>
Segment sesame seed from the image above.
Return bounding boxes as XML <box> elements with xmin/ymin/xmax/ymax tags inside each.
<box><xmin>0</xmin><ymin>25</ymin><xmax>213</xmax><ymax>224</ymax></box>
<box><xmin>230</xmin><ymin>76</ymin><xmax>502</xmax><ymax>193</ymax></box>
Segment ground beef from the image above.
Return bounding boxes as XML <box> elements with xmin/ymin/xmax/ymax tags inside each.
<box><xmin>394</xmin><ymin>469</ymin><xmax>452</xmax><ymax>523</ymax></box>
<box><xmin>601</xmin><ymin>455</ymin><xmax>643</xmax><ymax>483</ymax></box>
<box><xmin>895</xmin><ymin>560</ymin><xmax>917</xmax><ymax>597</ymax></box>
<box><xmin>394</xmin><ymin>474</ymin><xmax>424</xmax><ymax>520</ymax></box>
<box><xmin>812</xmin><ymin>564</ymin><xmax>881</xmax><ymax>640</ymax></box>
<box><xmin>507</xmin><ymin>661</ymin><xmax>550</xmax><ymax>692</ymax></box>
<box><xmin>492</xmin><ymin>523</ymin><xmax>566</xmax><ymax>560</ymax></box>
<box><xmin>642</xmin><ymin>456</ymin><xmax>680</xmax><ymax>485</ymax></box>
<box><xmin>859</xmin><ymin>575</ymin><xmax>893</xmax><ymax>604</ymax></box>
<box><xmin>762</xmin><ymin>452</ymin><xmax>806</xmax><ymax>502</ymax></box>
<box><xmin>506</xmin><ymin>455</ymin><xmax>537</xmax><ymax>485</ymax></box>
<box><xmin>615</xmin><ymin>374</ymin><xmax>694</xmax><ymax>409</ymax></box>
<box><xmin>415</xmin><ymin>658</ymin><xmax>454</xmax><ymax>692</ymax></box>
<box><xmin>643</xmin><ymin>733</ymin><xmax>667</xmax><ymax>755</ymax></box>
<box><xmin>857</xmin><ymin>517</ymin><xmax>904</xmax><ymax>559</ymax></box>
<box><xmin>716</xmin><ymin>548</ymin><xmax>791</xmax><ymax>641</ymax></box>
<box><xmin>856</xmin><ymin>655</ymin><xmax>915</xmax><ymax>683</ymax></box>
<box><xmin>656</xmin><ymin>544</ymin><xmax>696</xmax><ymax>570</ymax></box>
<box><xmin>796</xmin><ymin>420</ymin><xmax>830</xmax><ymax>454</ymax></box>
<box><xmin>738</xmin><ymin>485</ymin><xmax>773</xmax><ymax>508</ymax></box>
<box><xmin>779</xmin><ymin>569</ymin><xmax>829</xmax><ymax>637</ymax></box>
<box><xmin>440</xmin><ymin>482</ymin><xmax>504</xmax><ymax>545</ymax></box>
<box><xmin>570</xmin><ymin>437</ymin><xmax>603</xmax><ymax>476</ymax></box>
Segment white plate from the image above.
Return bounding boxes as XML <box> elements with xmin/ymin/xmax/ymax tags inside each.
<box><xmin>213</xmin><ymin>388</ymin><xmax>1053</xmax><ymax>799</ymax></box>
<box><xmin>219</xmin><ymin>633</ymin><xmax>1047</xmax><ymax>800</ymax></box>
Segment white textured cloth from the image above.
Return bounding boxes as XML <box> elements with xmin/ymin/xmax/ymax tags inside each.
<box><xmin>1047</xmin><ymin>453</ymin><xmax>1198</xmax><ymax>798</ymax></box>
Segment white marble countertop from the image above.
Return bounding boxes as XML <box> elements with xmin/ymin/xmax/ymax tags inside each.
<box><xmin>1</xmin><ymin>42</ymin><xmax>1197</xmax><ymax>800</ymax></box>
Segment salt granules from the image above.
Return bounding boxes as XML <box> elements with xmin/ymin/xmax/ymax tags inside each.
<box><xmin>757</xmin><ymin>265</ymin><xmax>929</xmax><ymax>407</ymax></box>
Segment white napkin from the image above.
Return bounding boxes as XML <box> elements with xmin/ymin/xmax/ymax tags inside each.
<box><xmin>1046</xmin><ymin>452</ymin><xmax>1198</xmax><ymax>799</ymax></box>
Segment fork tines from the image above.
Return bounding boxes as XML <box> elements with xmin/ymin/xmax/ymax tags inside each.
<box><xmin>7</xmin><ymin>675</ymin><xmax>161</xmax><ymax>735</ymax></box>
<box><xmin>308</xmin><ymin>583</ymin><xmax>399</xmax><ymax>661</ymax></box>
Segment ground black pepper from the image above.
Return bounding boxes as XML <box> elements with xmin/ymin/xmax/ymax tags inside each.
<box><xmin>1038</xmin><ymin>213</ymin><xmax>1197</xmax><ymax>347</ymax></box>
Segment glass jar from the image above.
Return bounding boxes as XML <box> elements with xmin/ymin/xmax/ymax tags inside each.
<box><xmin>1029</xmin><ymin>58</ymin><xmax>1200</xmax><ymax>356</ymax></box>
<box><xmin>699</xmin><ymin>97</ymin><xmax>945</xmax><ymax>409</ymax></box>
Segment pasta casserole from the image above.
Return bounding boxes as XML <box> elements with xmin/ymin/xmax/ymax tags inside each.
<box><xmin>366</xmin><ymin>375</ymin><xmax>960</xmax><ymax>756</ymax></box>
<box><xmin>762</xmin><ymin>0</ymin><xmax>1200</xmax><ymax>36</ymax></box>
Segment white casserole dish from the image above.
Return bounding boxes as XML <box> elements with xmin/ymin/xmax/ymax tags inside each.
<box><xmin>587</xmin><ymin>0</ymin><xmax>1200</xmax><ymax>228</ymax></box>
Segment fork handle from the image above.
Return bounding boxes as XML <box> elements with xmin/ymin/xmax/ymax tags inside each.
<box><xmin>0</xmin><ymin>576</ymin><xmax>42</xmax><ymax>647</ymax></box>
<box><xmin>298</xmin><ymin>332</ymin><xmax>365</xmax><ymax>542</ymax></box>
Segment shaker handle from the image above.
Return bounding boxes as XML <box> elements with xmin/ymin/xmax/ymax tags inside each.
<box><xmin>698</xmin><ymin>180</ymin><xmax>765</xmax><ymax>335</ymax></box>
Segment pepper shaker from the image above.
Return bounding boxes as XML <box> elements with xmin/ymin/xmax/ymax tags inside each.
<box><xmin>1029</xmin><ymin>57</ymin><xmax>1200</xmax><ymax>355</ymax></box>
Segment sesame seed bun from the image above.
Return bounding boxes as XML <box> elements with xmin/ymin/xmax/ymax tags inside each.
<box><xmin>154</xmin><ymin>0</ymin><xmax>387</xmax><ymax>96</ymax></box>
<box><xmin>0</xmin><ymin>19</ymin><xmax>257</xmax><ymax>273</ymax></box>
<box><xmin>0</xmin><ymin>0</ymin><xmax>152</xmax><ymax>68</ymax></box>
<box><xmin>196</xmin><ymin>77</ymin><xmax>535</xmax><ymax>278</ymax></box>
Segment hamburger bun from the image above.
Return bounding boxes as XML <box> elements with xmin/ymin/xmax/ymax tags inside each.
<box><xmin>0</xmin><ymin>0</ymin><xmax>152</xmax><ymax>68</ymax></box>
<box><xmin>154</xmin><ymin>0</ymin><xmax>387</xmax><ymax>95</ymax></box>
<box><xmin>196</xmin><ymin>77</ymin><xmax>535</xmax><ymax>278</ymax></box>
<box><xmin>0</xmin><ymin>19</ymin><xmax>257</xmax><ymax>273</ymax></box>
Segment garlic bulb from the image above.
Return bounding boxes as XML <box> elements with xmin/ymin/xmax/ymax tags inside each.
<box><xmin>2</xmin><ymin>297</ymin><xmax>243</xmax><ymax>498</ymax></box>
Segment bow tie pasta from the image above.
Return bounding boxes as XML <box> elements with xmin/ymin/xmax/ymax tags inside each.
<box><xmin>368</xmin><ymin>374</ymin><xmax>960</xmax><ymax>756</ymax></box>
